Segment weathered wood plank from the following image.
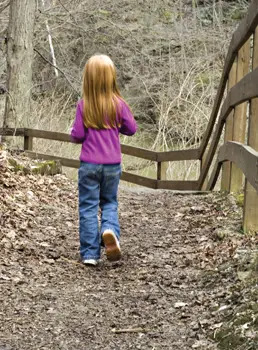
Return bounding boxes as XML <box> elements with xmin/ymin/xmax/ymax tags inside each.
<box><xmin>25</xmin><ymin>129</ymin><xmax>71</xmax><ymax>142</ymax></box>
<box><xmin>121</xmin><ymin>144</ymin><xmax>157</xmax><ymax>161</ymax></box>
<box><xmin>24</xmin><ymin>136</ymin><xmax>33</xmax><ymax>151</ymax></box>
<box><xmin>157</xmin><ymin>180</ymin><xmax>198</xmax><ymax>191</ymax></box>
<box><xmin>221</xmin><ymin>59</ymin><xmax>237</xmax><ymax>191</ymax></box>
<box><xmin>207</xmin><ymin>142</ymin><xmax>258</xmax><ymax>192</ymax></box>
<box><xmin>243</xmin><ymin>28</ymin><xmax>258</xmax><ymax>233</ymax></box>
<box><xmin>200</xmin><ymin>147</ymin><xmax>209</xmax><ymax>191</ymax></box>
<box><xmin>157</xmin><ymin>162</ymin><xmax>168</xmax><ymax>180</ymax></box>
<box><xmin>222</xmin><ymin>68</ymin><xmax>258</xmax><ymax>116</ymax></box>
<box><xmin>243</xmin><ymin>183</ymin><xmax>258</xmax><ymax>233</ymax></box>
<box><xmin>0</xmin><ymin>127</ymin><xmax>25</xmax><ymax>136</ymax></box>
<box><xmin>230</xmin><ymin>39</ymin><xmax>251</xmax><ymax>192</ymax></box>
<box><xmin>121</xmin><ymin>171</ymin><xmax>157</xmax><ymax>189</ymax></box>
<box><xmin>198</xmin><ymin>68</ymin><xmax>258</xmax><ymax>189</ymax></box>
<box><xmin>156</xmin><ymin>149</ymin><xmax>199</xmax><ymax>162</ymax></box>
<box><xmin>199</xmin><ymin>0</ymin><xmax>258</xmax><ymax>158</ymax></box>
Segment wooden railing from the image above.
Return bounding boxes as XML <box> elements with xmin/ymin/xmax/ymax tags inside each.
<box><xmin>0</xmin><ymin>127</ymin><xmax>200</xmax><ymax>191</ymax></box>
<box><xmin>1</xmin><ymin>0</ymin><xmax>258</xmax><ymax>232</ymax></box>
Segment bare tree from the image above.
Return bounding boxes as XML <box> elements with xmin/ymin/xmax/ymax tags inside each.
<box><xmin>3</xmin><ymin>0</ymin><xmax>36</xmax><ymax>128</ymax></box>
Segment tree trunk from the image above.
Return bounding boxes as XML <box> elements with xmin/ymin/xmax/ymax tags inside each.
<box><xmin>3</xmin><ymin>0</ymin><xmax>36</xmax><ymax>129</ymax></box>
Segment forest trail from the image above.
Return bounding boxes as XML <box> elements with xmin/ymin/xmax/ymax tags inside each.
<box><xmin>0</xmin><ymin>156</ymin><xmax>257</xmax><ymax>350</ymax></box>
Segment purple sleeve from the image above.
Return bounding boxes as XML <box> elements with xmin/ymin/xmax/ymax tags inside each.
<box><xmin>119</xmin><ymin>101</ymin><xmax>137</xmax><ymax>136</ymax></box>
<box><xmin>70</xmin><ymin>101</ymin><xmax>86</xmax><ymax>143</ymax></box>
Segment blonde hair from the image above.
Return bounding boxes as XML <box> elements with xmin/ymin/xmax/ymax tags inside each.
<box><xmin>82</xmin><ymin>54</ymin><xmax>122</xmax><ymax>129</ymax></box>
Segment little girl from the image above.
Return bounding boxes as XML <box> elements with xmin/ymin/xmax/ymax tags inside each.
<box><xmin>70</xmin><ymin>54</ymin><xmax>137</xmax><ymax>266</ymax></box>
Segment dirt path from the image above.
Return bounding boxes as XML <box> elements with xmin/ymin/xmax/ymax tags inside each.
<box><xmin>0</xmin><ymin>165</ymin><xmax>257</xmax><ymax>350</ymax></box>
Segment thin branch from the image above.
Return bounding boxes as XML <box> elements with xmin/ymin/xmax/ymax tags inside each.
<box><xmin>41</xmin><ymin>0</ymin><xmax>59</xmax><ymax>77</ymax></box>
<box><xmin>33</xmin><ymin>48</ymin><xmax>80</xmax><ymax>96</ymax></box>
<box><xmin>56</xmin><ymin>0</ymin><xmax>78</xmax><ymax>23</ymax></box>
<box><xmin>111</xmin><ymin>328</ymin><xmax>151</xmax><ymax>334</ymax></box>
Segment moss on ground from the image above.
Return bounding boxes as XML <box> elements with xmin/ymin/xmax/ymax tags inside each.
<box><xmin>235</xmin><ymin>192</ymin><xmax>244</xmax><ymax>207</ymax></box>
<box><xmin>8</xmin><ymin>157</ymin><xmax>62</xmax><ymax>175</ymax></box>
<box><xmin>31</xmin><ymin>160</ymin><xmax>62</xmax><ymax>175</ymax></box>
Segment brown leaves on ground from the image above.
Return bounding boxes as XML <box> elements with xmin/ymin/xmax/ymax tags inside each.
<box><xmin>0</xmin><ymin>151</ymin><xmax>257</xmax><ymax>350</ymax></box>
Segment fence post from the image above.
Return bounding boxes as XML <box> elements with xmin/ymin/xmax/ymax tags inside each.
<box><xmin>157</xmin><ymin>162</ymin><xmax>168</xmax><ymax>181</ymax></box>
<box><xmin>221</xmin><ymin>59</ymin><xmax>237</xmax><ymax>191</ymax></box>
<box><xmin>230</xmin><ymin>39</ymin><xmax>251</xmax><ymax>193</ymax></box>
<box><xmin>243</xmin><ymin>29</ymin><xmax>258</xmax><ymax>233</ymax></box>
<box><xmin>24</xmin><ymin>134</ymin><xmax>33</xmax><ymax>151</ymax></box>
<box><xmin>200</xmin><ymin>147</ymin><xmax>209</xmax><ymax>190</ymax></box>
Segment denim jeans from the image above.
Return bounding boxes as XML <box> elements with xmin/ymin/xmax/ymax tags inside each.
<box><xmin>78</xmin><ymin>162</ymin><xmax>121</xmax><ymax>260</ymax></box>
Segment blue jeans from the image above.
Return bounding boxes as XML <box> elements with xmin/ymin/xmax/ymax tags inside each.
<box><xmin>78</xmin><ymin>162</ymin><xmax>121</xmax><ymax>260</ymax></box>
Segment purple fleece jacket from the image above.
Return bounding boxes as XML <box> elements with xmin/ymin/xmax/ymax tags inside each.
<box><xmin>70</xmin><ymin>99</ymin><xmax>137</xmax><ymax>164</ymax></box>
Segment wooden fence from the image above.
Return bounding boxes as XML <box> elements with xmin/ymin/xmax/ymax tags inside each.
<box><xmin>1</xmin><ymin>0</ymin><xmax>258</xmax><ymax>232</ymax></box>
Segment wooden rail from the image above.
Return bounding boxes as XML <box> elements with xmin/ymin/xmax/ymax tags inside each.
<box><xmin>207</xmin><ymin>142</ymin><xmax>258</xmax><ymax>192</ymax></box>
<box><xmin>1</xmin><ymin>0</ymin><xmax>258</xmax><ymax>232</ymax></box>
<box><xmin>0</xmin><ymin>128</ymin><xmax>200</xmax><ymax>191</ymax></box>
<box><xmin>198</xmin><ymin>68</ymin><xmax>258</xmax><ymax>189</ymax></box>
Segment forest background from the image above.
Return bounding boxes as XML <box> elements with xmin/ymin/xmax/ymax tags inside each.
<box><xmin>0</xmin><ymin>0</ymin><xmax>251</xmax><ymax>179</ymax></box>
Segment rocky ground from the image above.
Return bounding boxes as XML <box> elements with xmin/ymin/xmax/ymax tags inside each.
<box><xmin>0</xmin><ymin>151</ymin><xmax>257</xmax><ymax>350</ymax></box>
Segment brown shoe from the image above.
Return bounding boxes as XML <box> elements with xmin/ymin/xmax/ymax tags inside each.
<box><xmin>102</xmin><ymin>229</ymin><xmax>121</xmax><ymax>262</ymax></box>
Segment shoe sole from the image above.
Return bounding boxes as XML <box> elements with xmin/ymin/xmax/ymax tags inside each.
<box><xmin>83</xmin><ymin>262</ymin><xmax>97</xmax><ymax>266</ymax></box>
<box><xmin>82</xmin><ymin>260</ymin><xmax>98</xmax><ymax>266</ymax></box>
<box><xmin>102</xmin><ymin>231</ymin><xmax>121</xmax><ymax>262</ymax></box>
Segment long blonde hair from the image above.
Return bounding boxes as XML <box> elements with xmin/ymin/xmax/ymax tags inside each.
<box><xmin>82</xmin><ymin>54</ymin><xmax>122</xmax><ymax>129</ymax></box>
